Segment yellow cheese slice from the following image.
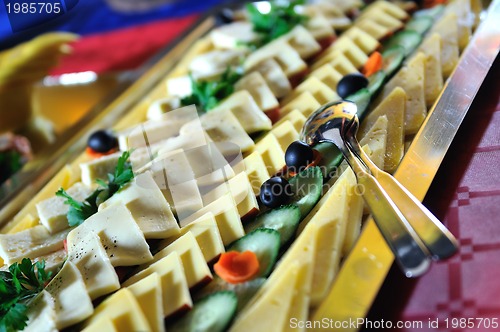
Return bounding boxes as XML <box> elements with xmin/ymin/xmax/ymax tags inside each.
<box><xmin>341</xmin><ymin>168</ymin><xmax>365</xmax><ymax>256</ymax></box>
<box><xmin>235</xmin><ymin>71</ymin><xmax>279</xmax><ymax>112</ymax></box>
<box><xmin>180</xmin><ymin>193</ymin><xmax>244</xmax><ymax>245</ymax></box>
<box><xmin>249</xmin><ymin>58</ymin><xmax>292</xmax><ymax>98</ymax></box>
<box><xmin>127</xmin><ymin>273</ymin><xmax>165</xmax><ymax>332</ymax></box>
<box><xmin>359</xmin><ymin>115</ymin><xmax>389</xmax><ymax>170</ymax></box>
<box><xmin>323</xmin><ymin>37</ymin><xmax>369</xmax><ymax>69</ymax></box>
<box><xmin>254</xmin><ymin>133</ymin><xmax>286</xmax><ymax>176</ymax></box>
<box><xmin>274</xmin><ymin>110</ymin><xmax>307</xmax><ymax>134</ymax></box>
<box><xmin>244</xmin><ymin>151</ymin><xmax>269</xmax><ymax>195</ymax></box>
<box><xmin>431</xmin><ymin>12</ymin><xmax>460</xmax><ymax>78</ymax></box>
<box><xmin>84</xmin><ymin>288</ymin><xmax>151</xmax><ymax>332</ymax></box>
<box><xmin>304</xmin><ymin>2</ymin><xmax>353</xmax><ymax>31</ymax></box>
<box><xmin>45</xmin><ymin>261</ymin><xmax>94</xmax><ymax>330</ymax></box>
<box><xmin>0</xmin><ymin>225</ymin><xmax>69</xmax><ymax>265</ymax></box>
<box><xmin>379</xmin><ymin>53</ymin><xmax>426</xmax><ymax>135</ymax></box>
<box><xmin>360</xmin><ymin>87</ymin><xmax>406</xmax><ymax>173</ymax></box>
<box><xmin>356</xmin><ymin>17</ymin><xmax>396</xmax><ymax>41</ymax></box>
<box><xmin>444</xmin><ymin>0</ymin><xmax>473</xmax><ymax>51</ymax></box>
<box><xmin>202</xmin><ymin>171</ymin><xmax>259</xmax><ymax>220</ymax></box>
<box><xmin>175</xmin><ymin>212</ymin><xmax>225</xmax><ymax>263</ymax></box>
<box><xmin>7</xmin><ymin>213</ymin><xmax>38</xmax><ymax>234</ymax></box>
<box><xmin>305</xmin><ymin>14</ymin><xmax>335</xmax><ymax>41</ymax></box>
<box><xmin>99</xmin><ymin>172</ymin><xmax>179</xmax><ymax>239</ymax></box>
<box><xmin>277</xmin><ymin>25</ymin><xmax>321</xmax><ymax>59</ymax></box>
<box><xmin>210</xmin><ymin>90</ymin><xmax>272</xmax><ymax>134</ymax></box>
<box><xmin>342</xmin><ymin>26</ymin><xmax>381</xmax><ymax>55</ymax></box>
<box><xmin>284</xmin><ymin>76</ymin><xmax>339</xmax><ymax>106</ymax></box>
<box><xmin>67</xmin><ymin>231</ymin><xmax>120</xmax><ymax>300</ymax></box>
<box><xmin>122</xmin><ymin>251</ymin><xmax>192</xmax><ymax>318</ymax></box>
<box><xmin>154</xmin><ymin>232</ymin><xmax>213</xmax><ymax>289</ymax></box>
<box><xmin>268</xmin><ymin>120</ymin><xmax>300</xmax><ymax>152</ymax></box>
<box><xmin>281</xmin><ymin>91</ymin><xmax>321</xmax><ymax>118</ymax></box>
<box><xmin>36</xmin><ymin>182</ymin><xmax>94</xmax><ymax>233</ymax></box>
<box><xmin>418</xmin><ymin>34</ymin><xmax>444</xmax><ymax>108</ymax></box>
<box><xmin>309</xmin><ymin>63</ymin><xmax>344</xmax><ymax>92</ymax></box>
<box><xmin>82</xmin><ymin>316</ymin><xmax>117</xmax><ymax>332</ymax></box>
<box><xmin>68</xmin><ymin>202</ymin><xmax>153</xmax><ymax>266</ymax></box>
<box><xmin>360</xmin><ymin>0</ymin><xmax>409</xmax><ymax>21</ymax></box>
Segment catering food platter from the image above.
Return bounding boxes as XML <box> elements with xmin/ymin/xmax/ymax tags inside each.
<box><xmin>0</xmin><ymin>0</ymin><xmax>499</xmax><ymax>331</ymax></box>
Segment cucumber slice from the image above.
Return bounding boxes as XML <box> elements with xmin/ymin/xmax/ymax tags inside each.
<box><xmin>367</xmin><ymin>70</ymin><xmax>386</xmax><ymax>97</ymax></box>
<box><xmin>196</xmin><ymin>277</ymin><xmax>265</xmax><ymax>311</ymax></box>
<box><xmin>382</xmin><ymin>46</ymin><xmax>405</xmax><ymax>78</ymax></box>
<box><xmin>406</xmin><ymin>16</ymin><xmax>433</xmax><ymax>35</ymax></box>
<box><xmin>313</xmin><ymin>142</ymin><xmax>343</xmax><ymax>178</ymax></box>
<box><xmin>289</xmin><ymin>166</ymin><xmax>323</xmax><ymax>217</ymax></box>
<box><xmin>414</xmin><ymin>5</ymin><xmax>444</xmax><ymax>20</ymax></box>
<box><xmin>169</xmin><ymin>291</ymin><xmax>237</xmax><ymax>332</ymax></box>
<box><xmin>383</xmin><ymin>30</ymin><xmax>422</xmax><ymax>57</ymax></box>
<box><xmin>346</xmin><ymin>88</ymin><xmax>371</xmax><ymax>119</ymax></box>
<box><xmin>227</xmin><ymin>228</ymin><xmax>280</xmax><ymax>277</ymax></box>
<box><xmin>244</xmin><ymin>205</ymin><xmax>301</xmax><ymax>246</ymax></box>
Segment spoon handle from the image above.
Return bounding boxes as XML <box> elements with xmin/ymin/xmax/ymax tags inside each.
<box><xmin>344</xmin><ymin>150</ymin><xmax>431</xmax><ymax>277</ymax></box>
<box><xmin>354</xmin><ymin>146</ymin><xmax>459</xmax><ymax>260</ymax></box>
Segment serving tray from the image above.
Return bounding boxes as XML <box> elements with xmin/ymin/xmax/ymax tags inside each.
<box><xmin>1</xmin><ymin>0</ymin><xmax>499</xmax><ymax>330</ymax></box>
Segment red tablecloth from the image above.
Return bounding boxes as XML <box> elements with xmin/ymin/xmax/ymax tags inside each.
<box><xmin>51</xmin><ymin>15</ymin><xmax>500</xmax><ymax>332</ymax></box>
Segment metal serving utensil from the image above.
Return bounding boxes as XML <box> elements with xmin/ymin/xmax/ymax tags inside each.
<box><xmin>300</xmin><ymin>100</ymin><xmax>456</xmax><ymax>277</ymax></box>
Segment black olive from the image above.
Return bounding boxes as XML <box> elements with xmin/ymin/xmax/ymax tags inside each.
<box><xmin>259</xmin><ymin>177</ymin><xmax>294</xmax><ymax>208</ymax></box>
<box><xmin>87</xmin><ymin>130</ymin><xmax>118</xmax><ymax>153</ymax></box>
<box><xmin>336</xmin><ymin>73</ymin><xmax>369</xmax><ymax>99</ymax></box>
<box><xmin>215</xmin><ymin>8</ymin><xmax>234</xmax><ymax>25</ymax></box>
<box><xmin>285</xmin><ymin>141</ymin><xmax>314</xmax><ymax>174</ymax></box>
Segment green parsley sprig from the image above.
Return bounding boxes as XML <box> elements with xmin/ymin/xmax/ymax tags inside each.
<box><xmin>246</xmin><ymin>0</ymin><xmax>308</xmax><ymax>48</ymax></box>
<box><xmin>180</xmin><ymin>66</ymin><xmax>243</xmax><ymax>112</ymax></box>
<box><xmin>56</xmin><ymin>150</ymin><xmax>134</xmax><ymax>227</ymax></box>
<box><xmin>0</xmin><ymin>259</ymin><xmax>52</xmax><ymax>332</ymax></box>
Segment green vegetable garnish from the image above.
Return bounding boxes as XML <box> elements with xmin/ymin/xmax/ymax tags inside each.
<box><xmin>0</xmin><ymin>151</ymin><xmax>23</xmax><ymax>184</ymax></box>
<box><xmin>56</xmin><ymin>150</ymin><xmax>134</xmax><ymax>226</ymax></box>
<box><xmin>0</xmin><ymin>259</ymin><xmax>53</xmax><ymax>332</ymax></box>
<box><xmin>246</xmin><ymin>0</ymin><xmax>308</xmax><ymax>48</ymax></box>
<box><xmin>181</xmin><ymin>67</ymin><xmax>243</xmax><ymax>112</ymax></box>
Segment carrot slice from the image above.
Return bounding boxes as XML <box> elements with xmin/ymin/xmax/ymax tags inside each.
<box><xmin>214</xmin><ymin>251</ymin><xmax>260</xmax><ymax>284</ymax></box>
<box><xmin>86</xmin><ymin>146</ymin><xmax>117</xmax><ymax>159</ymax></box>
<box><xmin>362</xmin><ymin>51</ymin><xmax>383</xmax><ymax>77</ymax></box>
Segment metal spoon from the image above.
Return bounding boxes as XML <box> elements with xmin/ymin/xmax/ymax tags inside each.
<box><xmin>300</xmin><ymin>100</ymin><xmax>437</xmax><ymax>277</ymax></box>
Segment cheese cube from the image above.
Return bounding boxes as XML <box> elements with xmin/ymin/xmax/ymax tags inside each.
<box><xmin>210</xmin><ymin>90</ymin><xmax>272</xmax><ymax>134</ymax></box>
<box><xmin>36</xmin><ymin>182</ymin><xmax>94</xmax><ymax>233</ymax></box>
<box><xmin>84</xmin><ymin>288</ymin><xmax>151</xmax><ymax>332</ymax></box>
<box><xmin>45</xmin><ymin>261</ymin><xmax>94</xmax><ymax>329</ymax></box>
<box><xmin>99</xmin><ymin>172</ymin><xmax>180</xmax><ymax>239</ymax></box>
<box><xmin>0</xmin><ymin>225</ymin><xmax>70</xmax><ymax>264</ymax></box>
<box><xmin>67</xmin><ymin>231</ymin><xmax>120</xmax><ymax>300</ymax></box>
<box><xmin>68</xmin><ymin>203</ymin><xmax>153</xmax><ymax>266</ymax></box>
<box><xmin>235</xmin><ymin>71</ymin><xmax>279</xmax><ymax>112</ymax></box>
<box><xmin>122</xmin><ymin>252</ymin><xmax>193</xmax><ymax>318</ymax></box>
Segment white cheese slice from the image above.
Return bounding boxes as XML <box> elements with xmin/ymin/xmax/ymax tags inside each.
<box><xmin>122</xmin><ymin>251</ymin><xmax>193</xmax><ymax>318</ymax></box>
<box><xmin>98</xmin><ymin>172</ymin><xmax>180</xmax><ymax>239</ymax></box>
<box><xmin>243</xmin><ymin>151</ymin><xmax>270</xmax><ymax>196</ymax></box>
<box><xmin>249</xmin><ymin>58</ymin><xmax>292</xmax><ymax>98</ymax></box>
<box><xmin>234</xmin><ymin>71</ymin><xmax>279</xmax><ymax>112</ymax></box>
<box><xmin>146</xmin><ymin>97</ymin><xmax>182</xmax><ymax>121</ymax></box>
<box><xmin>0</xmin><ymin>225</ymin><xmax>70</xmax><ymax>265</ymax></box>
<box><xmin>183</xmin><ymin>143</ymin><xmax>235</xmax><ymax>187</ymax></box>
<box><xmin>166</xmin><ymin>76</ymin><xmax>192</xmax><ymax>98</ymax></box>
<box><xmin>188</xmin><ymin>49</ymin><xmax>246</xmax><ymax>81</ymax></box>
<box><xmin>175</xmin><ymin>212</ymin><xmax>225</xmax><ymax>263</ymax></box>
<box><xmin>127</xmin><ymin>273</ymin><xmax>165</xmax><ymax>332</ymax></box>
<box><xmin>84</xmin><ymin>288</ymin><xmax>151</xmax><ymax>331</ymax></box>
<box><xmin>25</xmin><ymin>290</ymin><xmax>57</xmax><ymax>332</ymax></box>
<box><xmin>180</xmin><ymin>193</ymin><xmax>243</xmax><ymax>245</ymax></box>
<box><xmin>67</xmin><ymin>202</ymin><xmax>152</xmax><ymax>266</ymax></box>
<box><xmin>80</xmin><ymin>153</ymin><xmax>121</xmax><ymax>187</ymax></box>
<box><xmin>210</xmin><ymin>21</ymin><xmax>259</xmax><ymax>49</ymax></box>
<box><xmin>154</xmin><ymin>232</ymin><xmax>213</xmax><ymax>289</ymax></box>
<box><xmin>181</xmin><ymin>108</ymin><xmax>255</xmax><ymax>152</ymax></box>
<box><xmin>305</xmin><ymin>14</ymin><xmax>335</xmax><ymax>41</ymax></box>
<box><xmin>210</xmin><ymin>90</ymin><xmax>272</xmax><ymax>134</ymax></box>
<box><xmin>36</xmin><ymin>182</ymin><xmax>94</xmax><ymax>233</ymax></box>
<box><xmin>45</xmin><ymin>261</ymin><xmax>94</xmax><ymax>330</ymax></box>
<box><xmin>202</xmin><ymin>171</ymin><xmax>259</xmax><ymax>220</ymax></box>
<box><xmin>67</xmin><ymin>231</ymin><xmax>120</xmax><ymax>300</ymax></box>
<box><xmin>34</xmin><ymin>249</ymin><xmax>67</xmax><ymax>275</ymax></box>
